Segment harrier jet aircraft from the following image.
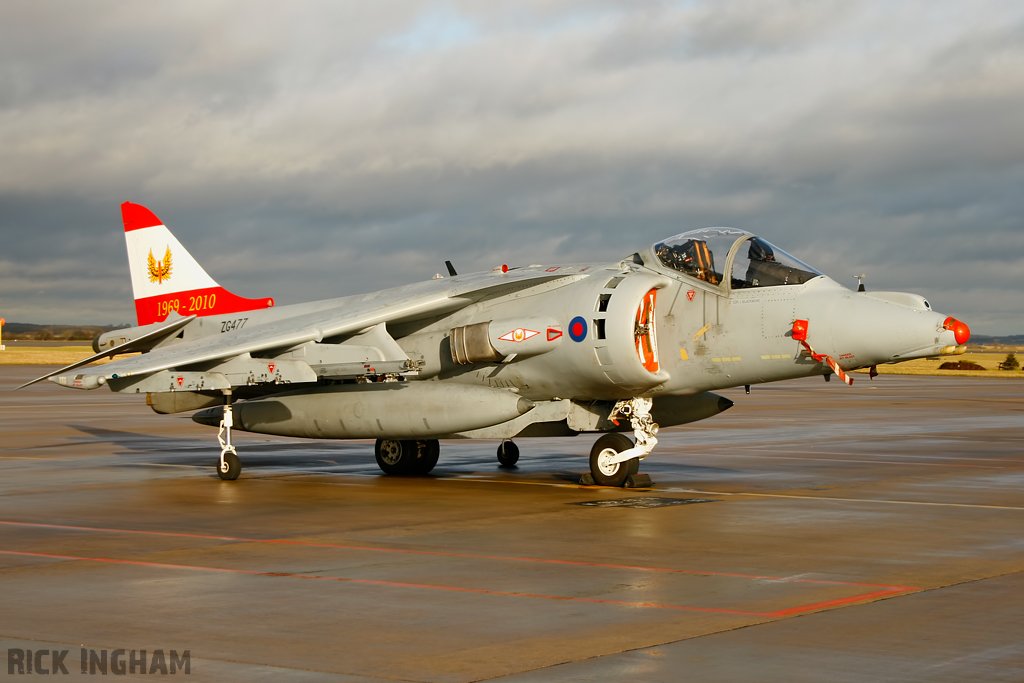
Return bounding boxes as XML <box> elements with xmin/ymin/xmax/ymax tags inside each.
<box><xmin>21</xmin><ymin>203</ymin><xmax>971</xmax><ymax>487</ymax></box>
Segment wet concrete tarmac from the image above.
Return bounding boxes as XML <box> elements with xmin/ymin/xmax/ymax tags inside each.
<box><xmin>1</xmin><ymin>365</ymin><xmax>1022</xmax><ymax>681</ymax></box>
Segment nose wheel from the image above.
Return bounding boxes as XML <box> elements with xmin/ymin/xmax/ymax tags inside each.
<box><xmin>589</xmin><ymin>433</ymin><xmax>640</xmax><ymax>487</ymax></box>
<box><xmin>585</xmin><ymin>398</ymin><xmax>659</xmax><ymax>487</ymax></box>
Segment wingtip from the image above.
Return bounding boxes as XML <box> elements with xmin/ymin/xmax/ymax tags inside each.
<box><xmin>14</xmin><ymin>376</ymin><xmax>46</xmax><ymax>391</ymax></box>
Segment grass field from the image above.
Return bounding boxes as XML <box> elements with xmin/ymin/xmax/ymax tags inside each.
<box><xmin>0</xmin><ymin>346</ymin><xmax>132</xmax><ymax>366</ymax></box>
<box><xmin>853</xmin><ymin>352</ymin><xmax>1024</xmax><ymax>378</ymax></box>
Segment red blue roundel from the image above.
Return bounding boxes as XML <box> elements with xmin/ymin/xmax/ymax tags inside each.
<box><xmin>569</xmin><ymin>316</ymin><xmax>587</xmax><ymax>342</ymax></box>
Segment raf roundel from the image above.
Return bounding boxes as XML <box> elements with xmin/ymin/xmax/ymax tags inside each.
<box><xmin>568</xmin><ymin>316</ymin><xmax>588</xmax><ymax>342</ymax></box>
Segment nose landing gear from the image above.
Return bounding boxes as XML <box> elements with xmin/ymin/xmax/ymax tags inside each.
<box><xmin>584</xmin><ymin>398</ymin><xmax>659</xmax><ymax>487</ymax></box>
<box><xmin>589</xmin><ymin>433</ymin><xmax>640</xmax><ymax>487</ymax></box>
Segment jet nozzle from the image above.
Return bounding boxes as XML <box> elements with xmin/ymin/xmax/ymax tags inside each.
<box><xmin>943</xmin><ymin>317</ymin><xmax>971</xmax><ymax>345</ymax></box>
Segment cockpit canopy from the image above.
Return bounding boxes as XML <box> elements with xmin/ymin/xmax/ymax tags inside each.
<box><xmin>653</xmin><ymin>228</ymin><xmax>821</xmax><ymax>289</ymax></box>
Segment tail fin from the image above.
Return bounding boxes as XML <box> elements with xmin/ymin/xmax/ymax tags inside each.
<box><xmin>122</xmin><ymin>202</ymin><xmax>274</xmax><ymax>325</ymax></box>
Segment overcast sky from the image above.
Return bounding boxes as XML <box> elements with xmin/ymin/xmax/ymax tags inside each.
<box><xmin>1</xmin><ymin>1</ymin><xmax>1021</xmax><ymax>333</ymax></box>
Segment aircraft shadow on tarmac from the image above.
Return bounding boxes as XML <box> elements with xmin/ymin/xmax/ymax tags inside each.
<box><xmin>66</xmin><ymin>424</ymin><xmax>369</xmax><ymax>470</ymax></box>
<box><xmin>61</xmin><ymin>424</ymin><xmax>740</xmax><ymax>480</ymax></box>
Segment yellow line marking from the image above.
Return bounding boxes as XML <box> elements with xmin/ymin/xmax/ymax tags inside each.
<box><xmin>675</xmin><ymin>489</ymin><xmax>1024</xmax><ymax>511</ymax></box>
<box><xmin>692</xmin><ymin>324</ymin><xmax>710</xmax><ymax>341</ymax></box>
<box><xmin>0</xmin><ymin>403</ymin><xmax>136</xmax><ymax>409</ymax></box>
<box><xmin>680</xmin><ymin>349</ymin><xmax>689</xmax><ymax>360</ymax></box>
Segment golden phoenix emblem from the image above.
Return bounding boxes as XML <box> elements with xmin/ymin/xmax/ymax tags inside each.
<box><xmin>147</xmin><ymin>246</ymin><xmax>173</xmax><ymax>284</ymax></box>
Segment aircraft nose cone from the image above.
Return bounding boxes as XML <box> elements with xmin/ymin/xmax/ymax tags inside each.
<box><xmin>944</xmin><ymin>317</ymin><xmax>971</xmax><ymax>345</ymax></box>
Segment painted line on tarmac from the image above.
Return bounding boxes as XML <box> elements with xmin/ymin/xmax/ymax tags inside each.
<box><xmin>0</xmin><ymin>519</ymin><xmax>913</xmax><ymax>589</ymax></box>
<box><xmin>710</xmin><ymin>449</ymin><xmax>1024</xmax><ymax>470</ymax></box>
<box><xmin>670</xmin><ymin>490</ymin><xmax>1024</xmax><ymax>511</ymax></box>
<box><xmin>132</xmin><ymin>463</ymin><xmax>213</xmax><ymax>470</ymax></box>
<box><xmin>0</xmin><ymin>549</ymin><xmax>913</xmax><ymax>619</ymax></box>
<box><xmin>0</xmin><ymin>403</ymin><xmax>139</xmax><ymax>409</ymax></box>
<box><xmin>730</xmin><ymin>446</ymin><xmax>1024</xmax><ymax>465</ymax></box>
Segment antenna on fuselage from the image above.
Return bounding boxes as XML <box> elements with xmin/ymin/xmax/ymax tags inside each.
<box><xmin>854</xmin><ymin>274</ymin><xmax>866</xmax><ymax>292</ymax></box>
<box><xmin>445</xmin><ymin>260</ymin><xmax>457</xmax><ymax>277</ymax></box>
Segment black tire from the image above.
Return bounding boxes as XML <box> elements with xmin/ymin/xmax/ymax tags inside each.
<box><xmin>589</xmin><ymin>433</ymin><xmax>639</xmax><ymax>487</ymax></box>
<box><xmin>497</xmin><ymin>441</ymin><xmax>520</xmax><ymax>467</ymax></box>
<box><xmin>218</xmin><ymin>452</ymin><xmax>241</xmax><ymax>481</ymax></box>
<box><xmin>415</xmin><ymin>440</ymin><xmax>440</xmax><ymax>475</ymax></box>
<box><xmin>375</xmin><ymin>439</ymin><xmax>414</xmax><ymax>475</ymax></box>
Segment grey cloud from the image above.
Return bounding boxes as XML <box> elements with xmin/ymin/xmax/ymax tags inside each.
<box><xmin>687</xmin><ymin>0</ymin><xmax>852</xmax><ymax>55</ymax></box>
<box><xmin>0</xmin><ymin>0</ymin><xmax>1022</xmax><ymax>334</ymax></box>
<box><xmin>588</xmin><ymin>0</ymin><xmax>851</xmax><ymax>67</ymax></box>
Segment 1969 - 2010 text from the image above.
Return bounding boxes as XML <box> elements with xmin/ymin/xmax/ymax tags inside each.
<box><xmin>156</xmin><ymin>293</ymin><xmax>217</xmax><ymax>318</ymax></box>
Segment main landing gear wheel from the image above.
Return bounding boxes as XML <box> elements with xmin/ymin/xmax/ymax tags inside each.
<box><xmin>375</xmin><ymin>439</ymin><xmax>440</xmax><ymax>476</ymax></box>
<box><xmin>416</xmin><ymin>439</ymin><xmax>440</xmax><ymax>475</ymax></box>
<box><xmin>218</xmin><ymin>452</ymin><xmax>241</xmax><ymax>481</ymax></box>
<box><xmin>375</xmin><ymin>439</ymin><xmax>411</xmax><ymax>475</ymax></box>
<box><xmin>589</xmin><ymin>433</ymin><xmax>640</xmax><ymax>487</ymax></box>
<box><xmin>497</xmin><ymin>441</ymin><xmax>520</xmax><ymax>468</ymax></box>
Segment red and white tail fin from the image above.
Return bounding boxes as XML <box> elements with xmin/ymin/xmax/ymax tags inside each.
<box><xmin>122</xmin><ymin>202</ymin><xmax>274</xmax><ymax>325</ymax></box>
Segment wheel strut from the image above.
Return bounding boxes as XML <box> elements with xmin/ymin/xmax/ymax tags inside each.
<box><xmin>217</xmin><ymin>389</ymin><xmax>241</xmax><ymax>480</ymax></box>
<box><xmin>605</xmin><ymin>398</ymin><xmax>659</xmax><ymax>465</ymax></box>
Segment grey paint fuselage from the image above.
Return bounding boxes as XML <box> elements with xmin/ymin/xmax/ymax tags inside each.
<box><xmin>96</xmin><ymin>261</ymin><xmax>958</xmax><ymax>403</ymax></box>
<box><xmin>85</xmin><ymin>232</ymin><xmax>964</xmax><ymax>441</ymax></box>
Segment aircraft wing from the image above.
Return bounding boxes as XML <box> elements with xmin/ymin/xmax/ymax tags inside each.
<box><xmin>42</xmin><ymin>268</ymin><xmax>587</xmax><ymax>388</ymax></box>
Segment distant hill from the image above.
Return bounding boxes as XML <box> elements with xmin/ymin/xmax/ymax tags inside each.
<box><xmin>971</xmin><ymin>335</ymin><xmax>1024</xmax><ymax>347</ymax></box>
<box><xmin>1</xmin><ymin>322</ymin><xmax>130</xmax><ymax>341</ymax></box>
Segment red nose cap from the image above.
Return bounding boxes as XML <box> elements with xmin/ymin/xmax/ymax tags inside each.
<box><xmin>943</xmin><ymin>317</ymin><xmax>971</xmax><ymax>345</ymax></box>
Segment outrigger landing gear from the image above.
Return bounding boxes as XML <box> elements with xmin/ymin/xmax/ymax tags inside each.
<box><xmin>586</xmin><ymin>398</ymin><xmax>659</xmax><ymax>487</ymax></box>
<box><xmin>217</xmin><ymin>389</ymin><xmax>241</xmax><ymax>481</ymax></box>
<box><xmin>497</xmin><ymin>440</ymin><xmax>520</xmax><ymax>468</ymax></box>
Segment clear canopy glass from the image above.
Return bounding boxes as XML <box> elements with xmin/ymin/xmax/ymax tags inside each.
<box><xmin>653</xmin><ymin>229</ymin><xmax>821</xmax><ymax>289</ymax></box>
<box><xmin>731</xmin><ymin>236</ymin><xmax>821</xmax><ymax>288</ymax></box>
<box><xmin>653</xmin><ymin>228</ymin><xmax>749</xmax><ymax>286</ymax></box>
